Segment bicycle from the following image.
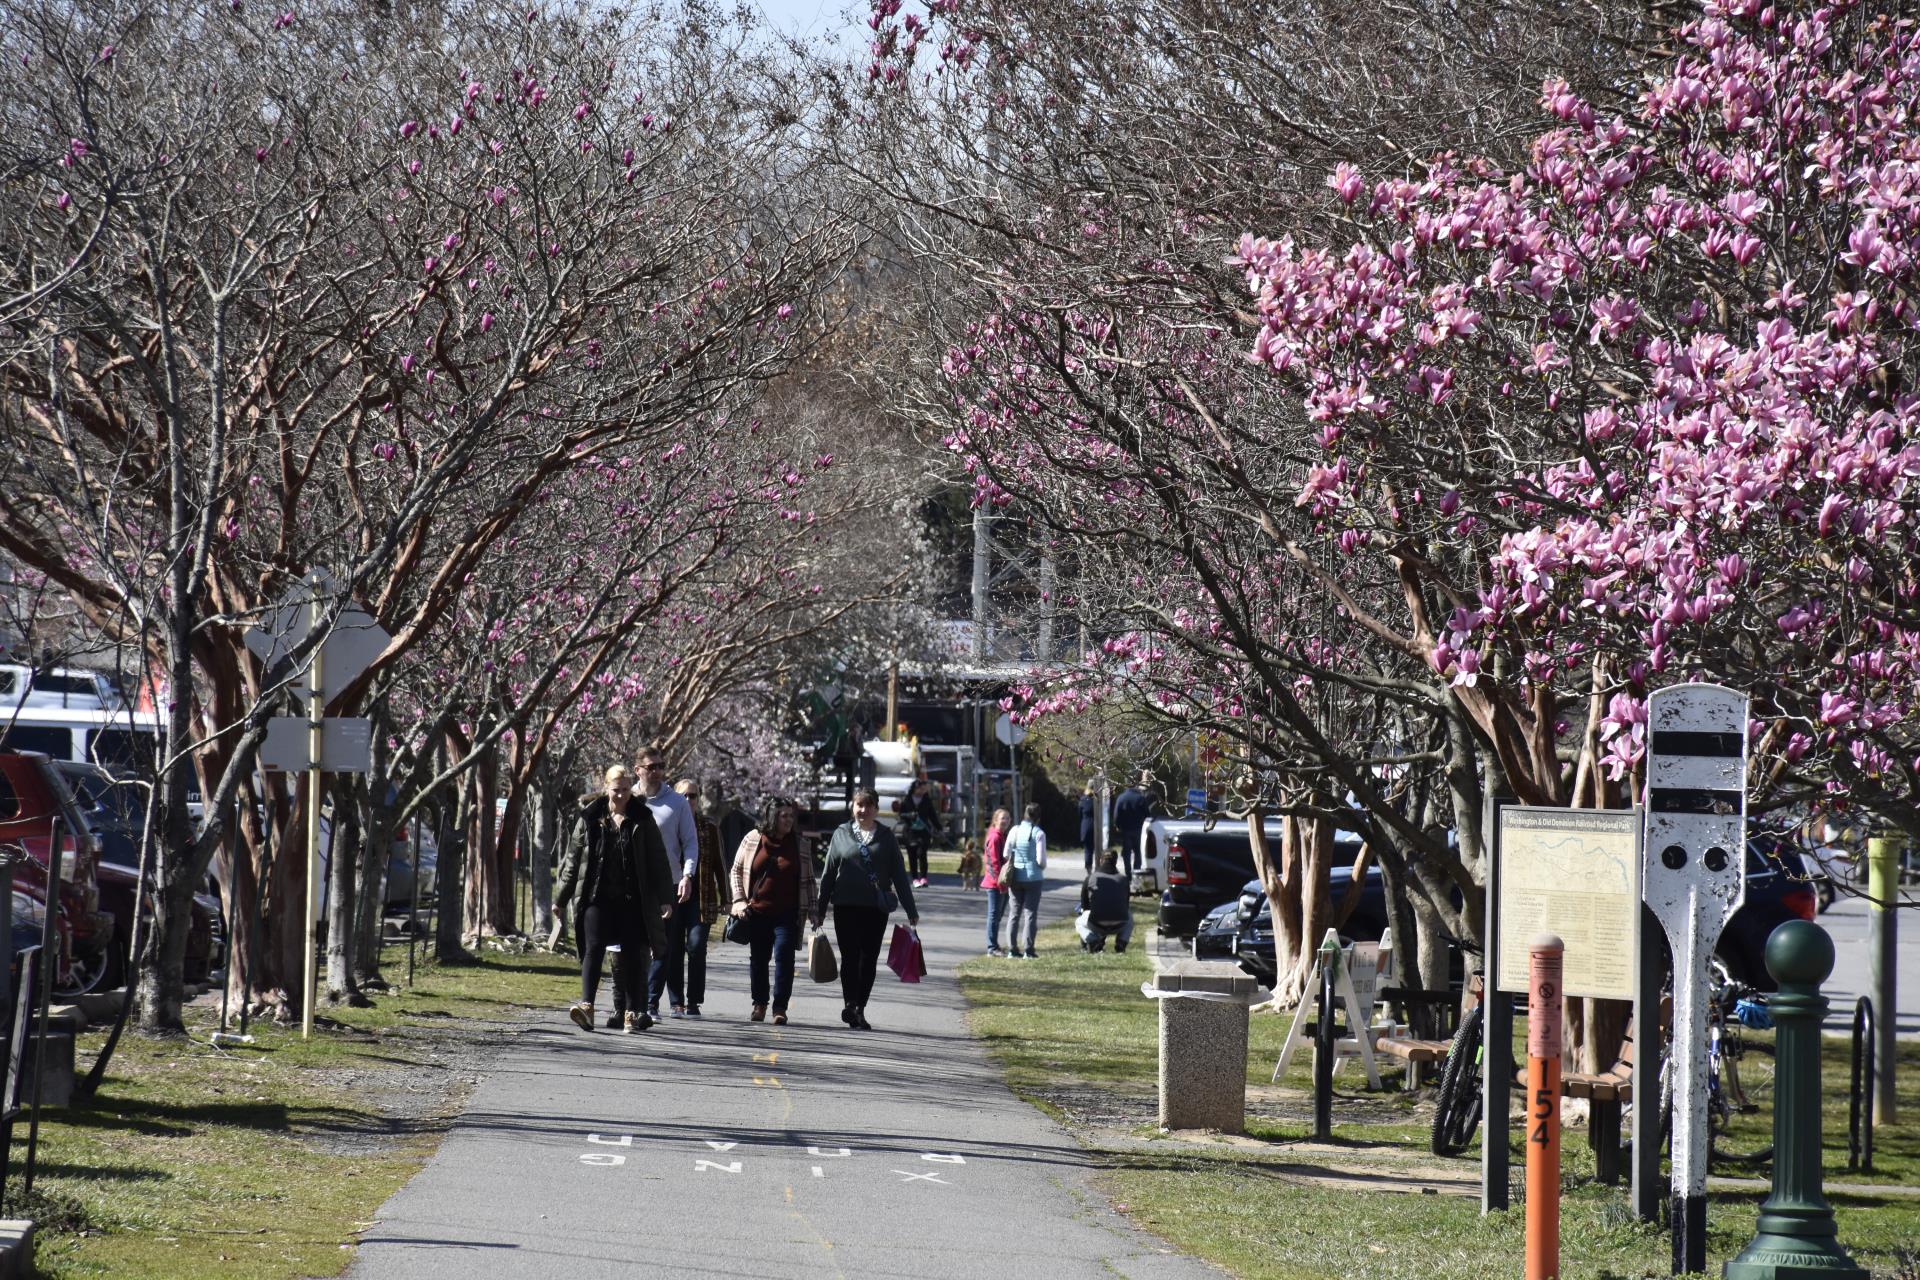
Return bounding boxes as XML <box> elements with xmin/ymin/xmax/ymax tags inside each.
<box><xmin>1654</xmin><ymin>961</ymin><xmax>1776</xmax><ymax>1167</ymax></box>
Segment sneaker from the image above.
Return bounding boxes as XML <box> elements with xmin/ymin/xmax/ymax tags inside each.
<box><xmin>750</xmin><ymin>1005</ymin><xmax>766</xmax><ymax>1022</ymax></box>
<box><xmin>772</xmin><ymin>1010</ymin><xmax>788</xmax><ymax>1025</ymax></box>
<box><xmin>622</xmin><ymin>1011</ymin><xmax>640</xmax><ymax>1035</ymax></box>
<box><xmin>669</xmin><ymin>1005</ymin><xmax>687</xmax><ymax>1019</ymax></box>
<box><xmin>604</xmin><ymin>1011</ymin><xmax>624</xmax><ymax>1029</ymax></box>
<box><xmin>568</xmin><ymin>1002</ymin><xmax>594</xmax><ymax>1032</ymax></box>
<box><xmin>987</xmin><ymin>947</ymin><xmax>1007</xmax><ymax>958</ymax></box>
<box><xmin>644</xmin><ymin>1005</ymin><xmax>661</xmax><ymax>1021</ymax></box>
<box><xmin>1025</xmin><ymin>950</ymin><xmax>1039</xmax><ymax>960</ymax></box>
<box><xmin>684</xmin><ymin>1005</ymin><xmax>703</xmax><ymax>1018</ymax></box>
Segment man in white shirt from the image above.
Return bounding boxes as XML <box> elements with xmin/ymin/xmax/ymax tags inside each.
<box><xmin>635</xmin><ymin>746</ymin><xmax>702</xmax><ymax>1017</ymax></box>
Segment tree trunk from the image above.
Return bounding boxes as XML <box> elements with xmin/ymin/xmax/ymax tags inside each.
<box><xmin>530</xmin><ymin>782</ymin><xmax>559</xmax><ymax>941</ymax></box>
<box><xmin>133</xmin><ymin>842</ymin><xmax>195</xmax><ymax>1033</ymax></box>
<box><xmin>436</xmin><ymin>787</ymin><xmax>472</xmax><ymax>964</ymax></box>
<box><xmin>353</xmin><ymin>786</ymin><xmax>396</xmax><ymax>989</ymax></box>
<box><xmin>464</xmin><ymin>751</ymin><xmax>507</xmax><ymax>939</ymax></box>
<box><xmin>324</xmin><ymin>781</ymin><xmax>363</xmax><ymax>1004</ymax></box>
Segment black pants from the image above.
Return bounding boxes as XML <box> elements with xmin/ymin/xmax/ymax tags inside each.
<box><xmin>904</xmin><ymin>833</ymin><xmax>929</xmax><ymax>880</ymax></box>
<box><xmin>580</xmin><ymin>904</ymin><xmax>647</xmax><ymax>1011</ymax></box>
<box><xmin>833</xmin><ymin>904</ymin><xmax>889</xmax><ymax>1010</ymax></box>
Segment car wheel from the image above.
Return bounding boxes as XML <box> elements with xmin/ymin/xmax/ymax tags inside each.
<box><xmin>55</xmin><ymin>945</ymin><xmax>115</xmax><ymax>998</ymax></box>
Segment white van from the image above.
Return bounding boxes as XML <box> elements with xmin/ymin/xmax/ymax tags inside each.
<box><xmin>0</xmin><ymin>663</ymin><xmax>132</xmax><ymax>711</ymax></box>
<box><xmin>0</xmin><ymin>704</ymin><xmax>164</xmax><ymax>775</ymax></box>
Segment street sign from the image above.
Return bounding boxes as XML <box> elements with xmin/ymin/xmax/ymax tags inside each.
<box><xmin>993</xmin><ymin>713</ymin><xmax>1027</xmax><ymax>746</ymax></box>
<box><xmin>1640</xmin><ymin>682</ymin><xmax>1748</xmax><ymax>1276</ymax></box>
<box><xmin>260</xmin><ymin>716</ymin><xmax>373</xmax><ymax>773</ymax></box>
<box><xmin>243</xmin><ymin>573</ymin><xmax>391</xmax><ymax>702</ymax></box>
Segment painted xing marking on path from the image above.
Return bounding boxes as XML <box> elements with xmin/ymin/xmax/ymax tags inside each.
<box><xmin>893</xmin><ymin>1169</ymin><xmax>950</xmax><ymax>1185</ymax></box>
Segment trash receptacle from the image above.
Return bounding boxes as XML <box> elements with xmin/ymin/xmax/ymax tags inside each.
<box><xmin>1144</xmin><ymin>959</ymin><xmax>1262</xmax><ymax>1132</ymax></box>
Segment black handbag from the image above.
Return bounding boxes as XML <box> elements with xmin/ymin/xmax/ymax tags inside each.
<box><xmin>726</xmin><ymin>832</ymin><xmax>771</xmax><ymax>943</ymax></box>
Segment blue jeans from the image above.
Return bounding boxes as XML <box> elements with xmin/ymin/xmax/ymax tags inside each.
<box><xmin>1008</xmin><ymin>880</ymin><xmax>1045</xmax><ymax>954</ymax></box>
<box><xmin>649</xmin><ymin>897</ymin><xmax>706</xmax><ymax>1010</ymax></box>
<box><xmin>984</xmin><ymin>886</ymin><xmax>1009</xmax><ymax>951</ymax></box>
<box><xmin>748</xmin><ymin>911</ymin><xmax>799</xmax><ymax>1012</ymax></box>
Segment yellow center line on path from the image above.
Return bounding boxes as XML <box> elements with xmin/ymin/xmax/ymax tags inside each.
<box><xmin>784</xmin><ymin>1186</ymin><xmax>845</xmax><ymax>1278</ymax></box>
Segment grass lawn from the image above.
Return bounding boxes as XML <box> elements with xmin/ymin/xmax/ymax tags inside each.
<box><xmin>958</xmin><ymin>905</ymin><xmax>1920</xmax><ymax>1280</ymax></box>
<box><xmin>17</xmin><ymin>944</ymin><xmax>576</xmax><ymax>1279</ymax></box>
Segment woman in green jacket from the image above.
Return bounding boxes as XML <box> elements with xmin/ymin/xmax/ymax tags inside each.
<box><xmin>812</xmin><ymin>788</ymin><xmax>918</xmax><ymax>1030</ymax></box>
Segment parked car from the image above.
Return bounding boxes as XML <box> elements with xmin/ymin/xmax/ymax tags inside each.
<box><xmin>56</xmin><ymin>761</ymin><xmax>222</xmax><ymax>985</ymax></box>
<box><xmin>1715</xmin><ymin>835</ymin><xmax>1819</xmax><ymax>992</ymax></box>
<box><xmin>383</xmin><ymin>825</ymin><xmax>437</xmax><ymax>908</ymax></box>
<box><xmin>1193</xmin><ymin>860</ymin><xmax>1391</xmax><ymax>987</ymax></box>
<box><xmin>1192</xmin><ymin>893</ymin><xmax>1243</xmax><ymax>963</ymax></box>
<box><xmin>0</xmin><ymin>751</ymin><xmax>115</xmax><ymax>995</ymax></box>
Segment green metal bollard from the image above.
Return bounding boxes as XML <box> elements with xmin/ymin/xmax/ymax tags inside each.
<box><xmin>1723</xmin><ymin>921</ymin><xmax>1866</xmax><ymax>1279</ymax></box>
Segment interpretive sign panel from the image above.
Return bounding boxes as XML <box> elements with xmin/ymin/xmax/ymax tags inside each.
<box><xmin>1494</xmin><ymin>806</ymin><xmax>1640</xmax><ymax>1000</ymax></box>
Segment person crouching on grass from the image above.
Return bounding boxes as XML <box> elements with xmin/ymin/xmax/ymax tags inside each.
<box><xmin>559</xmin><ymin>764</ymin><xmax>674</xmax><ymax>1034</ymax></box>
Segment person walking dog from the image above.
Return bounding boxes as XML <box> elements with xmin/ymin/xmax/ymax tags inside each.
<box><xmin>558</xmin><ymin>764</ymin><xmax>674</xmax><ymax>1034</ymax></box>
<box><xmin>813</xmin><ymin>789</ymin><xmax>917</xmax><ymax>1030</ymax></box>
<box><xmin>728</xmin><ymin>797</ymin><xmax>818</xmax><ymax>1025</ymax></box>
<box><xmin>1004</xmin><ymin>803</ymin><xmax>1048</xmax><ymax>959</ymax></box>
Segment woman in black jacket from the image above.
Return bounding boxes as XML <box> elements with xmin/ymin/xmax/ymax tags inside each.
<box><xmin>812</xmin><ymin>788</ymin><xmax>917</xmax><ymax>1030</ymax></box>
<box><xmin>557</xmin><ymin>764</ymin><xmax>674</xmax><ymax>1034</ymax></box>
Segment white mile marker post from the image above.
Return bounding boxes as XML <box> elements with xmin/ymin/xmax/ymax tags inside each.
<box><xmin>1639</xmin><ymin>683</ymin><xmax>1748</xmax><ymax>1275</ymax></box>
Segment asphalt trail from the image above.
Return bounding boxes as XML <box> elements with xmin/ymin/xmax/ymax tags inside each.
<box><xmin>349</xmin><ymin>875</ymin><xmax>1219</xmax><ymax>1280</ymax></box>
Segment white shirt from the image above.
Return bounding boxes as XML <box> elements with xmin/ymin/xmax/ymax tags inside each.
<box><xmin>638</xmin><ymin>784</ymin><xmax>699</xmax><ymax>883</ymax></box>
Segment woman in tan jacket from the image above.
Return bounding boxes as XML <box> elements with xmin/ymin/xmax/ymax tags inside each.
<box><xmin>728</xmin><ymin>797</ymin><xmax>818</xmax><ymax>1024</ymax></box>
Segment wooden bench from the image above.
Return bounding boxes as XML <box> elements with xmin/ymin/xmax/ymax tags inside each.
<box><xmin>1560</xmin><ymin>1015</ymin><xmax>1641</xmax><ymax>1185</ymax></box>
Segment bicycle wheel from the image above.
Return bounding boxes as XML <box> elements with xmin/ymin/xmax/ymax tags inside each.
<box><xmin>1430</xmin><ymin>1003</ymin><xmax>1484</xmax><ymax>1157</ymax></box>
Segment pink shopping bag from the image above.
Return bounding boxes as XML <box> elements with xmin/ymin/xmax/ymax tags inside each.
<box><xmin>886</xmin><ymin>924</ymin><xmax>925</xmax><ymax>983</ymax></box>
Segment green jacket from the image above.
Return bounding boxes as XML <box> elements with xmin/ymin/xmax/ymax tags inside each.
<box><xmin>815</xmin><ymin>821</ymin><xmax>917</xmax><ymax>921</ymax></box>
<box><xmin>556</xmin><ymin>795</ymin><xmax>674</xmax><ymax>950</ymax></box>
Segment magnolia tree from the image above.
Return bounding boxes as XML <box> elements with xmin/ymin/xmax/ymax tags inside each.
<box><xmin>846</xmin><ymin>0</ymin><xmax>1662</xmax><ymax>1010</ymax></box>
<box><xmin>856</xmin><ymin>0</ymin><xmax>1920</xmax><ymax>1046</ymax></box>
<box><xmin>0</xmin><ymin>0</ymin><xmax>861</xmax><ymax>1030</ymax></box>
<box><xmin>1233</xmin><ymin>0</ymin><xmax>1920</xmax><ymax>833</ymax></box>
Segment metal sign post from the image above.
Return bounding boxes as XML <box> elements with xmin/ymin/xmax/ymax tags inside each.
<box><xmin>1639</xmin><ymin>683</ymin><xmax>1748</xmax><ymax>1276</ymax></box>
<box><xmin>246</xmin><ymin>571</ymin><xmax>390</xmax><ymax>1042</ymax></box>
<box><xmin>304</xmin><ymin>590</ymin><xmax>324</xmax><ymax>1042</ymax></box>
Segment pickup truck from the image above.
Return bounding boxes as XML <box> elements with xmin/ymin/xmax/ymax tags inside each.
<box><xmin>1156</xmin><ymin>817</ymin><xmax>1377</xmax><ymax>939</ymax></box>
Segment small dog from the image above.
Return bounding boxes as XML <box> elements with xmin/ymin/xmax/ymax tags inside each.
<box><xmin>956</xmin><ymin>839</ymin><xmax>984</xmax><ymax>891</ymax></box>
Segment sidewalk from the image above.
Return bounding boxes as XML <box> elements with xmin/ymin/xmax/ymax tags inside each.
<box><xmin>349</xmin><ymin>873</ymin><xmax>1220</xmax><ymax>1280</ymax></box>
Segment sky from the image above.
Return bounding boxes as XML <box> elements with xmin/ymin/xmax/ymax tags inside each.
<box><xmin>749</xmin><ymin>0</ymin><xmax>867</xmax><ymax>51</ymax></box>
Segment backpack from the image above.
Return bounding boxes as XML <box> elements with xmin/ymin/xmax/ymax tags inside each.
<box><xmin>1007</xmin><ymin>822</ymin><xmax>1045</xmax><ymax>883</ymax></box>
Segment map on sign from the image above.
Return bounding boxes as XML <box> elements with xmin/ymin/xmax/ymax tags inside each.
<box><xmin>1495</xmin><ymin>805</ymin><xmax>1640</xmax><ymax>1000</ymax></box>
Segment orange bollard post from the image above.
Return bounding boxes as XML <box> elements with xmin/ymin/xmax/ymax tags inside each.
<box><xmin>1526</xmin><ymin>933</ymin><xmax>1565</xmax><ymax>1280</ymax></box>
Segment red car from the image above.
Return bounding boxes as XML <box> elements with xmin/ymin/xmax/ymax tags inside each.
<box><xmin>0</xmin><ymin>751</ymin><xmax>115</xmax><ymax>995</ymax></box>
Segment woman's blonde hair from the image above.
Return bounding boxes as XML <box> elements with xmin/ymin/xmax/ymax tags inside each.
<box><xmin>990</xmin><ymin>807</ymin><xmax>1010</xmax><ymax>828</ymax></box>
<box><xmin>604</xmin><ymin>763</ymin><xmax>633</xmax><ymax>785</ymax></box>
